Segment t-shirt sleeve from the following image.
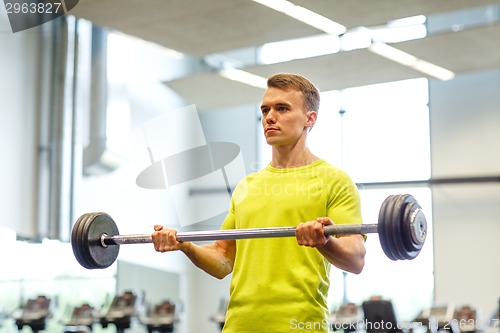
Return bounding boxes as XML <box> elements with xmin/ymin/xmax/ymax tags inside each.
<box><xmin>220</xmin><ymin>174</ymin><xmax>249</xmax><ymax>230</ymax></box>
<box><xmin>220</xmin><ymin>196</ymin><xmax>236</xmax><ymax>230</ymax></box>
<box><xmin>326</xmin><ymin>171</ymin><xmax>363</xmax><ymax>227</ymax></box>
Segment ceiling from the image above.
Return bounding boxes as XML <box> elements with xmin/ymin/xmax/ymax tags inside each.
<box><xmin>71</xmin><ymin>0</ymin><xmax>500</xmax><ymax>111</ymax></box>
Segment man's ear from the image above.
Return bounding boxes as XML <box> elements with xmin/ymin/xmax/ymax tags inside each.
<box><xmin>305</xmin><ymin>111</ymin><xmax>318</xmax><ymax>129</ymax></box>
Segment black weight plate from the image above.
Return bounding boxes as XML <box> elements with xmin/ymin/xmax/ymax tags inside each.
<box><xmin>385</xmin><ymin>195</ymin><xmax>401</xmax><ymax>260</ymax></box>
<box><xmin>79</xmin><ymin>214</ymin><xmax>99</xmax><ymax>269</ymax></box>
<box><xmin>71</xmin><ymin>213</ymin><xmax>120</xmax><ymax>269</ymax></box>
<box><xmin>71</xmin><ymin>215</ymin><xmax>87</xmax><ymax>268</ymax></box>
<box><xmin>402</xmin><ymin>199</ymin><xmax>427</xmax><ymax>259</ymax></box>
<box><xmin>377</xmin><ymin>196</ymin><xmax>391</xmax><ymax>259</ymax></box>
<box><xmin>86</xmin><ymin>213</ymin><xmax>120</xmax><ymax>269</ymax></box>
<box><xmin>386</xmin><ymin>194</ymin><xmax>407</xmax><ymax>260</ymax></box>
<box><xmin>393</xmin><ymin>195</ymin><xmax>418</xmax><ymax>260</ymax></box>
<box><xmin>401</xmin><ymin>200</ymin><xmax>424</xmax><ymax>253</ymax></box>
<box><xmin>380</xmin><ymin>195</ymin><xmax>399</xmax><ymax>260</ymax></box>
<box><xmin>379</xmin><ymin>195</ymin><xmax>427</xmax><ymax>261</ymax></box>
<box><xmin>378</xmin><ymin>195</ymin><xmax>397</xmax><ymax>261</ymax></box>
<box><xmin>72</xmin><ymin>213</ymin><xmax>96</xmax><ymax>269</ymax></box>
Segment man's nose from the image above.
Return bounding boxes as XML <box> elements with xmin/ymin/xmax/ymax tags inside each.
<box><xmin>265</xmin><ymin>109</ymin><xmax>277</xmax><ymax>123</ymax></box>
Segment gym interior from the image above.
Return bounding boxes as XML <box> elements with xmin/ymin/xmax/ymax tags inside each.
<box><xmin>1</xmin><ymin>1</ymin><xmax>499</xmax><ymax>333</ymax></box>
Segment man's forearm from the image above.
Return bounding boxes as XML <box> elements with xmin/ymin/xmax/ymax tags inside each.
<box><xmin>317</xmin><ymin>234</ymin><xmax>366</xmax><ymax>274</ymax></box>
<box><xmin>180</xmin><ymin>241</ymin><xmax>234</xmax><ymax>279</ymax></box>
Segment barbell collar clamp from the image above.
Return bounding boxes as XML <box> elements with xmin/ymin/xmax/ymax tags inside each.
<box><xmin>410</xmin><ymin>208</ymin><xmax>427</xmax><ymax>245</ymax></box>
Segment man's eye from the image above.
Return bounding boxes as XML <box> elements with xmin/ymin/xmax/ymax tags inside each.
<box><xmin>262</xmin><ymin>109</ymin><xmax>269</xmax><ymax>114</ymax></box>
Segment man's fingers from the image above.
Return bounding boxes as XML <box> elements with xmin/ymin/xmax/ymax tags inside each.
<box><xmin>152</xmin><ymin>227</ymin><xmax>182</xmax><ymax>252</ymax></box>
<box><xmin>296</xmin><ymin>221</ymin><xmax>327</xmax><ymax>247</ymax></box>
<box><xmin>316</xmin><ymin>217</ymin><xmax>333</xmax><ymax>226</ymax></box>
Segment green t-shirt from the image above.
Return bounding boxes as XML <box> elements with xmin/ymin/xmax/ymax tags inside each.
<box><xmin>221</xmin><ymin>160</ymin><xmax>362</xmax><ymax>333</ymax></box>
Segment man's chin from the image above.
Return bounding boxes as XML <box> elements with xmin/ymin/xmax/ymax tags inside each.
<box><xmin>265</xmin><ymin>138</ymin><xmax>277</xmax><ymax>145</ymax></box>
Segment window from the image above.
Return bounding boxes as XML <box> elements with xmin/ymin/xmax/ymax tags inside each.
<box><xmin>340</xmin><ymin>78</ymin><xmax>431</xmax><ymax>183</ymax></box>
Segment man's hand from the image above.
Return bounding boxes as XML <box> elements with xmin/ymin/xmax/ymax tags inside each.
<box><xmin>297</xmin><ymin>217</ymin><xmax>366</xmax><ymax>273</ymax></box>
<box><xmin>152</xmin><ymin>225</ymin><xmax>185</xmax><ymax>252</ymax></box>
<box><xmin>152</xmin><ymin>225</ymin><xmax>235</xmax><ymax>279</ymax></box>
<box><xmin>295</xmin><ymin>217</ymin><xmax>334</xmax><ymax>248</ymax></box>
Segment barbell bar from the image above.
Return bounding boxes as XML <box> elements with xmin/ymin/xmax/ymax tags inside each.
<box><xmin>71</xmin><ymin>194</ymin><xmax>427</xmax><ymax>269</ymax></box>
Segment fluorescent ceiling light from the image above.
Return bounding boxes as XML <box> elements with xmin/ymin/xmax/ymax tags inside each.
<box><xmin>110</xmin><ymin>32</ymin><xmax>185</xmax><ymax>60</ymax></box>
<box><xmin>219</xmin><ymin>68</ymin><xmax>268</xmax><ymax>89</ymax></box>
<box><xmin>252</xmin><ymin>0</ymin><xmax>346</xmax><ymax>35</ymax></box>
<box><xmin>369</xmin><ymin>42</ymin><xmax>417</xmax><ymax>66</ymax></box>
<box><xmin>340</xmin><ymin>28</ymin><xmax>372</xmax><ymax>51</ymax></box>
<box><xmin>260</xmin><ymin>34</ymin><xmax>340</xmax><ymax>64</ymax></box>
<box><xmin>369</xmin><ymin>42</ymin><xmax>455</xmax><ymax>81</ymax></box>
<box><xmin>412</xmin><ymin>60</ymin><xmax>456</xmax><ymax>81</ymax></box>
<box><xmin>388</xmin><ymin>15</ymin><xmax>426</xmax><ymax>27</ymax></box>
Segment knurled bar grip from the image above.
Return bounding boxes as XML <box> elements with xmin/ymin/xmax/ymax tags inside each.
<box><xmin>102</xmin><ymin>224</ymin><xmax>378</xmax><ymax>246</ymax></box>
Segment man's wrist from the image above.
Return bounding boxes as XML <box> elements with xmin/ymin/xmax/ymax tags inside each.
<box><xmin>179</xmin><ymin>241</ymin><xmax>192</xmax><ymax>254</ymax></box>
<box><xmin>317</xmin><ymin>235</ymin><xmax>334</xmax><ymax>249</ymax></box>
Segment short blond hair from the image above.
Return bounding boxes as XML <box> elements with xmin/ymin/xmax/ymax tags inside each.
<box><xmin>267</xmin><ymin>73</ymin><xmax>320</xmax><ymax>112</ymax></box>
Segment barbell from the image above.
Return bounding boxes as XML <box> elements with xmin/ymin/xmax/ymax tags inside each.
<box><xmin>71</xmin><ymin>194</ymin><xmax>427</xmax><ymax>269</ymax></box>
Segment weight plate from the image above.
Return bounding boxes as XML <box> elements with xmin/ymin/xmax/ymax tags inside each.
<box><xmin>71</xmin><ymin>215</ymin><xmax>86</xmax><ymax>268</ymax></box>
<box><xmin>87</xmin><ymin>213</ymin><xmax>120</xmax><ymax>269</ymax></box>
<box><xmin>71</xmin><ymin>212</ymin><xmax>120</xmax><ymax>269</ymax></box>
<box><xmin>379</xmin><ymin>194</ymin><xmax>428</xmax><ymax>261</ymax></box>
<box><xmin>401</xmin><ymin>200</ymin><xmax>424</xmax><ymax>253</ymax></box>
<box><xmin>403</xmin><ymin>200</ymin><xmax>427</xmax><ymax>253</ymax></box>
<box><xmin>390</xmin><ymin>194</ymin><xmax>406</xmax><ymax>260</ymax></box>
<box><xmin>79</xmin><ymin>214</ymin><xmax>99</xmax><ymax>269</ymax></box>
<box><xmin>397</xmin><ymin>195</ymin><xmax>422</xmax><ymax>260</ymax></box>
<box><xmin>72</xmin><ymin>213</ymin><xmax>96</xmax><ymax>269</ymax></box>
<box><xmin>386</xmin><ymin>194</ymin><xmax>405</xmax><ymax>260</ymax></box>
<box><xmin>405</xmin><ymin>199</ymin><xmax>427</xmax><ymax>259</ymax></box>
<box><xmin>378</xmin><ymin>195</ymin><xmax>397</xmax><ymax>261</ymax></box>
<box><xmin>380</xmin><ymin>194</ymin><xmax>422</xmax><ymax>261</ymax></box>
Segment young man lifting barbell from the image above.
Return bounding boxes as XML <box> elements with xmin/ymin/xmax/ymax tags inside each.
<box><xmin>152</xmin><ymin>73</ymin><xmax>366</xmax><ymax>333</ymax></box>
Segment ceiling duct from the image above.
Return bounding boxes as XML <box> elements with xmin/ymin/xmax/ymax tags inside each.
<box><xmin>83</xmin><ymin>26</ymin><xmax>122</xmax><ymax>176</ymax></box>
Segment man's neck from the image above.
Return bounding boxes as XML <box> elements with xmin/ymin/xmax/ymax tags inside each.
<box><xmin>270</xmin><ymin>145</ymin><xmax>318</xmax><ymax>168</ymax></box>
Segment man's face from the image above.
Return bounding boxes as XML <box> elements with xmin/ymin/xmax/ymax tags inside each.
<box><xmin>260</xmin><ymin>87</ymin><xmax>315</xmax><ymax>147</ymax></box>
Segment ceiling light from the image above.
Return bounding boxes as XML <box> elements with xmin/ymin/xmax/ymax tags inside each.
<box><xmin>340</xmin><ymin>28</ymin><xmax>372</xmax><ymax>51</ymax></box>
<box><xmin>109</xmin><ymin>32</ymin><xmax>185</xmax><ymax>60</ymax></box>
<box><xmin>388</xmin><ymin>15</ymin><xmax>426</xmax><ymax>27</ymax></box>
<box><xmin>369</xmin><ymin>42</ymin><xmax>417</xmax><ymax>66</ymax></box>
<box><xmin>219</xmin><ymin>68</ymin><xmax>268</xmax><ymax>89</ymax></box>
<box><xmin>369</xmin><ymin>42</ymin><xmax>455</xmax><ymax>81</ymax></box>
<box><xmin>252</xmin><ymin>0</ymin><xmax>346</xmax><ymax>35</ymax></box>
<box><xmin>412</xmin><ymin>60</ymin><xmax>455</xmax><ymax>81</ymax></box>
<box><xmin>260</xmin><ymin>34</ymin><xmax>340</xmax><ymax>64</ymax></box>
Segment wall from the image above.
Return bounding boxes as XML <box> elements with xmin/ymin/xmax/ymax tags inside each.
<box><xmin>429</xmin><ymin>69</ymin><xmax>500</xmax><ymax>322</ymax></box>
<box><xmin>0</xmin><ymin>8</ymin><xmax>43</xmax><ymax>238</ymax></box>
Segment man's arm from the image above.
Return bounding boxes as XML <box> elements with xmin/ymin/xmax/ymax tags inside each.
<box><xmin>295</xmin><ymin>218</ymin><xmax>366</xmax><ymax>274</ymax></box>
<box><xmin>152</xmin><ymin>225</ymin><xmax>236</xmax><ymax>279</ymax></box>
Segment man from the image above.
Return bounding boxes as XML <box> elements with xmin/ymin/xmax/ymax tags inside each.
<box><xmin>152</xmin><ymin>73</ymin><xmax>366</xmax><ymax>332</ymax></box>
